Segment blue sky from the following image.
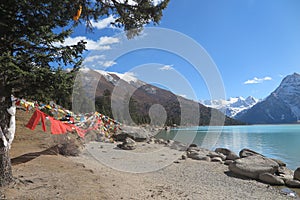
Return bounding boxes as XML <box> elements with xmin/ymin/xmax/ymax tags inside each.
<box><xmin>67</xmin><ymin>0</ymin><xmax>300</xmax><ymax>101</ymax></box>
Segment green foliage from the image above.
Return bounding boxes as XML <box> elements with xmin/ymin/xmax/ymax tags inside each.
<box><xmin>95</xmin><ymin>89</ymin><xmax>113</xmax><ymax>117</ymax></box>
<box><xmin>0</xmin><ymin>0</ymin><xmax>170</xmax><ymax>103</ymax></box>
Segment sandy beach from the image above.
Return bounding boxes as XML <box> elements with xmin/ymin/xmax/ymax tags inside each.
<box><xmin>0</xmin><ymin>111</ymin><xmax>297</xmax><ymax>199</ymax></box>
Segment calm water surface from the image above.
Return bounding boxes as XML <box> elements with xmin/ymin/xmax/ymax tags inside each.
<box><xmin>156</xmin><ymin>124</ymin><xmax>300</xmax><ymax>170</ymax></box>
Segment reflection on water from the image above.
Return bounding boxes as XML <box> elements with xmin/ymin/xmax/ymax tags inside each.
<box><xmin>156</xmin><ymin>125</ymin><xmax>300</xmax><ymax>170</ymax></box>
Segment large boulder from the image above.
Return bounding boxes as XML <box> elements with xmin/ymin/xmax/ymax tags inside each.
<box><xmin>215</xmin><ymin>148</ymin><xmax>239</xmax><ymax>160</ymax></box>
<box><xmin>187</xmin><ymin>147</ymin><xmax>211</xmax><ymax>155</ymax></box>
<box><xmin>294</xmin><ymin>167</ymin><xmax>300</xmax><ymax>181</ymax></box>
<box><xmin>208</xmin><ymin>152</ymin><xmax>226</xmax><ymax>161</ymax></box>
<box><xmin>113</xmin><ymin>132</ymin><xmax>133</xmax><ymax>142</ymax></box>
<box><xmin>258</xmin><ymin>173</ymin><xmax>285</xmax><ymax>185</ymax></box>
<box><xmin>277</xmin><ymin>166</ymin><xmax>294</xmax><ymax>181</ymax></box>
<box><xmin>187</xmin><ymin>151</ymin><xmax>211</xmax><ymax>161</ymax></box>
<box><xmin>229</xmin><ymin>155</ymin><xmax>279</xmax><ymax>179</ymax></box>
<box><xmin>285</xmin><ymin>179</ymin><xmax>300</xmax><ymax>188</ymax></box>
<box><xmin>114</xmin><ymin>125</ymin><xmax>158</xmax><ymax>142</ymax></box>
<box><xmin>211</xmin><ymin>157</ymin><xmax>224</xmax><ymax>164</ymax></box>
<box><xmin>169</xmin><ymin>141</ymin><xmax>188</xmax><ymax>151</ymax></box>
<box><xmin>271</xmin><ymin>158</ymin><xmax>286</xmax><ymax>167</ymax></box>
<box><xmin>117</xmin><ymin>137</ymin><xmax>137</xmax><ymax>150</ymax></box>
<box><xmin>239</xmin><ymin>148</ymin><xmax>264</xmax><ymax>158</ymax></box>
<box><xmin>224</xmin><ymin>160</ymin><xmax>234</xmax><ymax>165</ymax></box>
<box><xmin>186</xmin><ymin>147</ymin><xmax>211</xmax><ymax>161</ymax></box>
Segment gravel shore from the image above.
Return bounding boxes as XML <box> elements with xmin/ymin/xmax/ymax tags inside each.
<box><xmin>73</xmin><ymin>141</ymin><xmax>294</xmax><ymax>200</ymax></box>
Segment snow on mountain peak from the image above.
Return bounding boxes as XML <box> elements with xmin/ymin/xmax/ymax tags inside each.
<box><xmin>110</xmin><ymin>71</ymin><xmax>138</xmax><ymax>83</ymax></box>
<box><xmin>273</xmin><ymin>72</ymin><xmax>300</xmax><ymax>118</ymax></box>
<box><xmin>235</xmin><ymin>73</ymin><xmax>300</xmax><ymax>124</ymax></box>
<box><xmin>201</xmin><ymin>96</ymin><xmax>259</xmax><ymax>118</ymax></box>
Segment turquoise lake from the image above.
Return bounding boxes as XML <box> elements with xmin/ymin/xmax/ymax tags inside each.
<box><xmin>156</xmin><ymin>124</ymin><xmax>300</xmax><ymax>170</ymax></box>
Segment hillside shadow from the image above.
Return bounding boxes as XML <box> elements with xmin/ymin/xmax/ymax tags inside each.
<box><xmin>11</xmin><ymin>146</ymin><xmax>59</xmax><ymax>166</ymax></box>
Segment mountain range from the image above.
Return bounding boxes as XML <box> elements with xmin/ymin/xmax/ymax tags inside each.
<box><xmin>236</xmin><ymin>73</ymin><xmax>300</xmax><ymax>124</ymax></box>
<box><xmin>75</xmin><ymin>69</ymin><xmax>242</xmax><ymax>126</ymax></box>
<box><xmin>201</xmin><ymin>96</ymin><xmax>259</xmax><ymax>118</ymax></box>
<box><xmin>75</xmin><ymin>69</ymin><xmax>300</xmax><ymax>125</ymax></box>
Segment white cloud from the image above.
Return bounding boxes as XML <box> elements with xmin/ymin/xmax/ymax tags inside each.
<box><xmin>159</xmin><ymin>65</ymin><xmax>174</xmax><ymax>71</ymax></box>
<box><xmin>95</xmin><ymin>60</ymin><xmax>117</xmax><ymax>68</ymax></box>
<box><xmin>244</xmin><ymin>76</ymin><xmax>272</xmax><ymax>84</ymax></box>
<box><xmin>102</xmin><ymin>61</ymin><xmax>117</xmax><ymax>68</ymax></box>
<box><xmin>56</xmin><ymin>36</ymin><xmax>119</xmax><ymax>51</ymax></box>
<box><xmin>179</xmin><ymin>94</ymin><xmax>187</xmax><ymax>98</ymax></box>
<box><xmin>92</xmin><ymin>15</ymin><xmax>116</xmax><ymax>29</ymax></box>
<box><xmin>84</xmin><ymin>55</ymin><xmax>105</xmax><ymax>63</ymax></box>
<box><xmin>98</xmin><ymin>36</ymin><xmax>120</xmax><ymax>45</ymax></box>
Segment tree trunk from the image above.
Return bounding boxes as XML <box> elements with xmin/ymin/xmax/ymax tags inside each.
<box><xmin>0</xmin><ymin>147</ymin><xmax>13</xmax><ymax>186</ymax></box>
<box><xmin>0</xmin><ymin>90</ymin><xmax>14</xmax><ymax>186</ymax></box>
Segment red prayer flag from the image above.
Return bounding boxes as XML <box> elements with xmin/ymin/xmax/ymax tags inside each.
<box><xmin>49</xmin><ymin>117</ymin><xmax>67</xmax><ymax>135</ymax></box>
<box><xmin>25</xmin><ymin>110</ymin><xmax>46</xmax><ymax>131</ymax></box>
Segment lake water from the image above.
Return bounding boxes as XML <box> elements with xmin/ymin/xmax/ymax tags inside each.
<box><xmin>156</xmin><ymin>124</ymin><xmax>300</xmax><ymax>170</ymax></box>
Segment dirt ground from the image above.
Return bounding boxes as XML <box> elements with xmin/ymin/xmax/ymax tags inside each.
<box><xmin>0</xmin><ymin>110</ymin><xmax>298</xmax><ymax>200</ymax></box>
<box><xmin>0</xmin><ymin>110</ymin><xmax>108</xmax><ymax>200</ymax></box>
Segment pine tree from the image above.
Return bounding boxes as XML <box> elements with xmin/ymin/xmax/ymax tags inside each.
<box><xmin>0</xmin><ymin>0</ymin><xmax>169</xmax><ymax>186</ymax></box>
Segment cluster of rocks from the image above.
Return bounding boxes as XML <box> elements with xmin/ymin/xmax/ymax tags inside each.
<box><xmin>116</xmin><ymin>137</ymin><xmax>180</xmax><ymax>150</ymax></box>
<box><xmin>114</xmin><ymin>125</ymin><xmax>160</xmax><ymax>150</ymax></box>
<box><xmin>113</xmin><ymin>125</ymin><xmax>159</xmax><ymax>142</ymax></box>
<box><xmin>185</xmin><ymin>144</ymin><xmax>300</xmax><ymax>188</ymax></box>
<box><xmin>229</xmin><ymin>149</ymin><xmax>300</xmax><ymax>188</ymax></box>
<box><xmin>115</xmin><ymin>134</ymin><xmax>300</xmax><ymax>191</ymax></box>
<box><xmin>185</xmin><ymin>145</ymin><xmax>239</xmax><ymax>164</ymax></box>
<box><xmin>117</xmin><ymin>137</ymin><xmax>137</xmax><ymax>150</ymax></box>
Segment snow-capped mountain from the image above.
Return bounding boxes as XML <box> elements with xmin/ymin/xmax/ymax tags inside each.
<box><xmin>94</xmin><ymin>69</ymin><xmax>158</xmax><ymax>95</ymax></box>
<box><xmin>201</xmin><ymin>96</ymin><xmax>259</xmax><ymax>118</ymax></box>
<box><xmin>76</xmin><ymin>68</ymin><xmax>242</xmax><ymax>126</ymax></box>
<box><xmin>236</xmin><ymin>73</ymin><xmax>300</xmax><ymax>124</ymax></box>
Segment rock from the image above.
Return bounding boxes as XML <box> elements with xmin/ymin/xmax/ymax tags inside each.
<box><xmin>208</xmin><ymin>152</ymin><xmax>226</xmax><ymax>161</ymax></box>
<box><xmin>271</xmin><ymin>158</ymin><xmax>286</xmax><ymax>167</ymax></box>
<box><xmin>258</xmin><ymin>173</ymin><xmax>285</xmax><ymax>185</ymax></box>
<box><xmin>181</xmin><ymin>154</ymin><xmax>187</xmax><ymax>160</ymax></box>
<box><xmin>187</xmin><ymin>147</ymin><xmax>211</xmax><ymax>155</ymax></box>
<box><xmin>155</xmin><ymin>138</ymin><xmax>165</xmax><ymax>144</ymax></box>
<box><xmin>285</xmin><ymin>179</ymin><xmax>300</xmax><ymax>188</ymax></box>
<box><xmin>199</xmin><ymin>156</ymin><xmax>211</xmax><ymax>162</ymax></box>
<box><xmin>186</xmin><ymin>146</ymin><xmax>214</xmax><ymax>161</ymax></box>
<box><xmin>84</xmin><ymin>130</ymin><xmax>98</xmax><ymax>142</ymax></box>
<box><xmin>113</xmin><ymin>133</ymin><xmax>133</xmax><ymax>142</ymax></box>
<box><xmin>239</xmin><ymin>148</ymin><xmax>264</xmax><ymax>158</ymax></box>
<box><xmin>294</xmin><ymin>167</ymin><xmax>300</xmax><ymax>181</ymax></box>
<box><xmin>146</xmin><ymin>137</ymin><xmax>155</xmax><ymax>144</ymax></box>
<box><xmin>189</xmin><ymin>144</ymin><xmax>198</xmax><ymax>148</ymax></box>
<box><xmin>215</xmin><ymin>148</ymin><xmax>239</xmax><ymax>160</ymax></box>
<box><xmin>167</xmin><ymin>139</ymin><xmax>174</xmax><ymax>144</ymax></box>
<box><xmin>115</xmin><ymin>125</ymin><xmax>156</xmax><ymax>142</ymax></box>
<box><xmin>211</xmin><ymin>157</ymin><xmax>223</xmax><ymax>163</ymax></box>
<box><xmin>199</xmin><ymin>148</ymin><xmax>212</xmax><ymax>153</ymax></box>
<box><xmin>277</xmin><ymin>167</ymin><xmax>294</xmax><ymax>181</ymax></box>
<box><xmin>169</xmin><ymin>141</ymin><xmax>188</xmax><ymax>151</ymax></box>
<box><xmin>187</xmin><ymin>151</ymin><xmax>211</xmax><ymax>161</ymax></box>
<box><xmin>229</xmin><ymin>155</ymin><xmax>279</xmax><ymax>179</ymax></box>
<box><xmin>187</xmin><ymin>146</ymin><xmax>199</xmax><ymax>152</ymax></box>
<box><xmin>117</xmin><ymin>137</ymin><xmax>136</xmax><ymax>150</ymax></box>
<box><xmin>224</xmin><ymin>160</ymin><xmax>234</xmax><ymax>165</ymax></box>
